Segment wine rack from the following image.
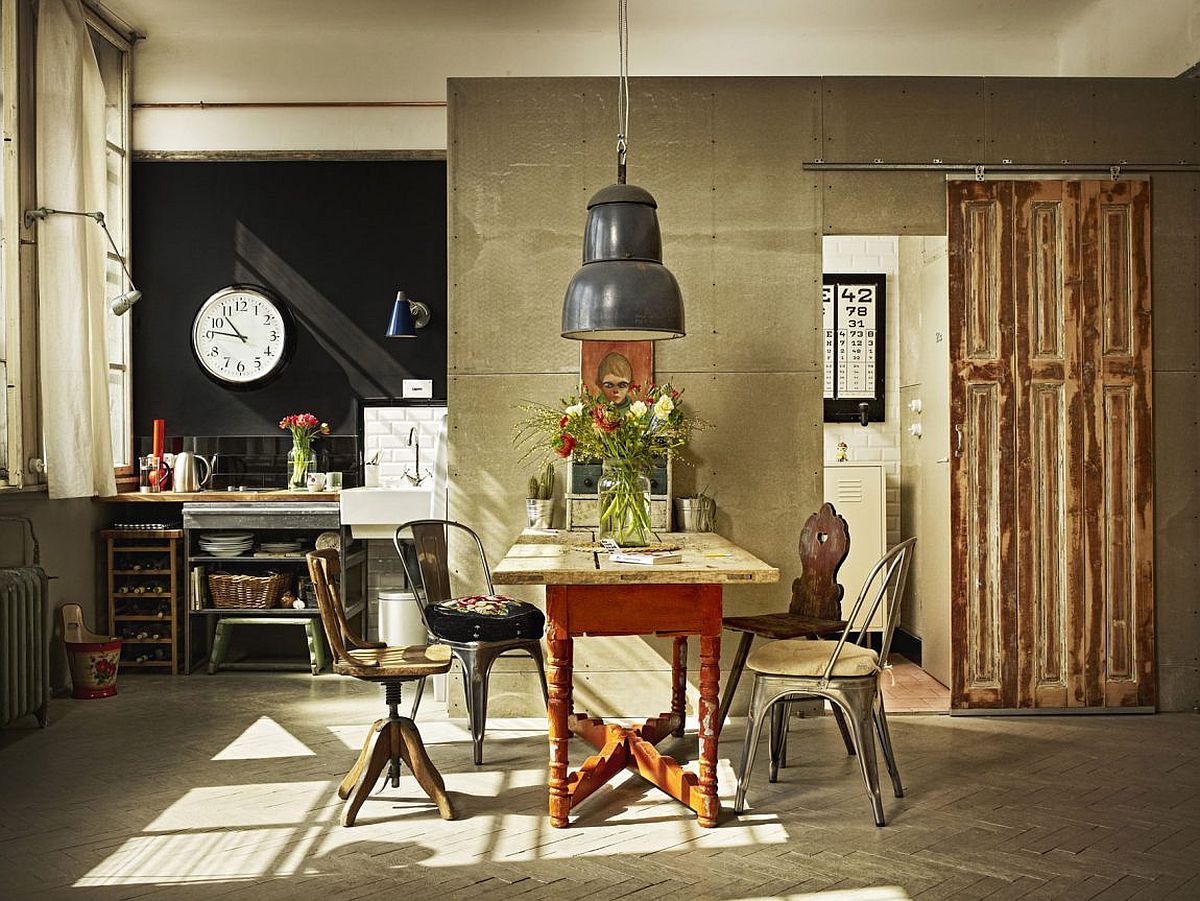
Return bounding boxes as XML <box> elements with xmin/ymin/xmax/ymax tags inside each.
<box><xmin>102</xmin><ymin>529</ymin><xmax>183</xmax><ymax>674</ymax></box>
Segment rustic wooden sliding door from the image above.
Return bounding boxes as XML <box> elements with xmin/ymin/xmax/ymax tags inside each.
<box><xmin>948</xmin><ymin>179</ymin><xmax>1154</xmax><ymax>711</ymax></box>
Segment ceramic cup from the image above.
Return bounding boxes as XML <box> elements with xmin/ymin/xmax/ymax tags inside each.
<box><xmin>305</xmin><ymin>472</ymin><xmax>327</xmax><ymax>492</ymax></box>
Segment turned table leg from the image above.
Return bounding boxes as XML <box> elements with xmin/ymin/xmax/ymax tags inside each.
<box><xmin>697</xmin><ymin>633</ymin><xmax>721</xmax><ymax>827</ymax></box>
<box><xmin>671</xmin><ymin>636</ymin><xmax>688</xmax><ymax>737</ymax></box>
<box><xmin>547</xmin><ymin>627</ymin><xmax>573</xmax><ymax>828</ymax></box>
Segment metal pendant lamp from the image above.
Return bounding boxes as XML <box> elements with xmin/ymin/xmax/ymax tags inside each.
<box><xmin>561</xmin><ymin>0</ymin><xmax>685</xmax><ymax>341</ymax></box>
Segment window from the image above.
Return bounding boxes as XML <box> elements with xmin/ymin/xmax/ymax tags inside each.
<box><xmin>87</xmin><ymin>11</ymin><xmax>133</xmax><ymax>477</ymax></box>
<box><xmin>0</xmin><ymin>1</ymin><xmax>131</xmax><ymax>489</ymax></box>
<box><xmin>0</xmin><ymin>0</ymin><xmax>38</xmax><ymax>489</ymax></box>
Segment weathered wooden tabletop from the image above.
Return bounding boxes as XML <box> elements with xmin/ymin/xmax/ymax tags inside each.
<box><xmin>492</xmin><ymin>530</ymin><xmax>779</xmax><ymax>586</ymax></box>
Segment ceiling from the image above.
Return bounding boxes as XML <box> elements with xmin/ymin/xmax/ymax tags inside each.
<box><xmin>104</xmin><ymin>1</ymin><xmax>1101</xmax><ymax>39</ymax></box>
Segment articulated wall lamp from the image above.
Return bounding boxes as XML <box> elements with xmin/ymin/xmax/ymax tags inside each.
<box><xmin>560</xmin><ymin>0</ymin><xmax>685</xmax><ymax>341</ymax></box>
<box><xmin>24</xmin><ymin>207</ymin><xmax>141</xmax><ymax>315</ymax></box>
<box><xmin>385</xmin><ymin>290</ymin><xmax>432</xmax><ymax>338</ymax></box>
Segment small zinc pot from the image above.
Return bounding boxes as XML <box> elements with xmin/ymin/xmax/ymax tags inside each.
<box><xmin>526</xmin><ymin>499</ymin><xmax>554</xmax><ymax>529</ymax></box>
<box><xmin>675</xmin><ymin>497</ymin><xmax>715</xmax><ymax>532</ymax></box>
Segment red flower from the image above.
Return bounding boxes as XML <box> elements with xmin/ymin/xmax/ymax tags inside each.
<box><xmin>554</xmin><ymin>434</ymin><xmax>576</xmax><ymax>457</ymax></box>
<box><xmin>591</xmin><ymin>405</ymin><xmax>619</xmax><ymax>433</ymax></box>
<box><xmin>560</xmin><ymin>415</ymin><xmax>569</xmax><ymax>428</ymax></box>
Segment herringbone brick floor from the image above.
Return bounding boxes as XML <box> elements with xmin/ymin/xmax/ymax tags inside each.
<box><xmin>1</xmin><ymin>674</ymin><xmax>1196</xmax><ymax>900</ymax></box>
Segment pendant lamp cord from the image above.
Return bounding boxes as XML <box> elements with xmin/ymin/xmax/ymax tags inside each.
<box><xmin>616</xmin><ymin>0</ymin><xmax>629</xmax><ymax>184</ymax></box>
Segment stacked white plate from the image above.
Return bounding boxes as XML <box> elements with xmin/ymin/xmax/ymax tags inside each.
<box><xmin>259</xmin><ymin>539</ymin><xmax>304</xmax><ymax>556</ymax></box>
<box><xmin>199</xmin><ymin>532</ymin><xmax>255</xmax><ymax>557</ymax></box>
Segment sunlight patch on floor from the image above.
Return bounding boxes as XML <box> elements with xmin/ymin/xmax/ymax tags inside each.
<box><xmin>733</xmin><ymin>888</ymin><xmax>911</xmax><ymax>900</ymax></box>
<box><xmin>74</xmin><ymin>828</ymin><xmax>297</xmax><ymax>886</ymax></box>
<box><xmin>212</xmin><ymin>716</ymin><xmax>316</xmax><ymax>760</ymax></box>
<box><xmin>143</xmin><ymin>781</ymin><xmax>331</xmax><ymax>832</ymax></box>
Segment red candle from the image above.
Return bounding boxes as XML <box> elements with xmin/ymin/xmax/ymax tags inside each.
<box><xmin>151</xmin><ymin>419</ymin><xmax>165</xmax><ymax>491</ymax></box>
<box><xmin>152</xmin><ymin>419</ymin><xmax>165</xmax><ymax>460</ymax></box>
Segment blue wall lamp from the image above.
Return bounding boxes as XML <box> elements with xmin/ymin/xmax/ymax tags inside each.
<box><xmin>386</xmin><ymin>290</ymin><xmax>432</xmax><ymax>338</ymax></box>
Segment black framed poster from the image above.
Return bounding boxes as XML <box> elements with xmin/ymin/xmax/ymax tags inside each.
<box><xmin>823</xmin><ymin>272</ymin><xmax>886</xmax><ymax>423</ymax></box>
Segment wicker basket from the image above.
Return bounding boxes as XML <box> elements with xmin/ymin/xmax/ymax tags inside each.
<box><xmin>208</xmin><ymin>571</ymin><xmax>290</xmax><ymax>609</ymax></box>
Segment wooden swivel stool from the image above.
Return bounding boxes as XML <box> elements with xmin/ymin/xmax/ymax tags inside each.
<box><xmin>307</xmin><ymin>549</ymin><xmax>456</xmax><ymax>826</ymax></box>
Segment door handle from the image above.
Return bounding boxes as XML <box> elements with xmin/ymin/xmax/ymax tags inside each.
<box><xmin>954</xmin><ymin>425</ymin><xmax>963</xmax><ymax>458</ymax></box>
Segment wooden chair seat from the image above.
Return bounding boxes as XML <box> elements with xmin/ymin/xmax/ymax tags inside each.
<box><xmin>339</xmin><ymin>643</ymin><xmax>452</xmax><ymax>678</ymax></box>
<box><xmin>722</xmin><ymin>611</ymin><xmax>845</xmax><ymax>641</ymax></box>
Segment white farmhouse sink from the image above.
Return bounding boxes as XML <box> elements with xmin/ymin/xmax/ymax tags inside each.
<box><xmin>340</xmin><ymin>486</ymin><xmax>434</xmax><ymax>539</ymax></box>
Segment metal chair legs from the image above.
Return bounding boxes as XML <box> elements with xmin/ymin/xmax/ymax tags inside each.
<box><xmin>735</xmin><ymin>674</ymin><xmax>893</xmax><ymax>826</ymax></box>
<box><xmin>451</xmin><ymin>638</ymin><xmax>548</xmax><ymax>766</ymax></box>
<box><xmin>716</xmin><ymin>632</ymin><xmax>755</xmax><ymax>736</ymax></box>
<box><xmin>873</xmin><ymin>694</ymin><xmax>904</xmax><ymax>798</ymax></box>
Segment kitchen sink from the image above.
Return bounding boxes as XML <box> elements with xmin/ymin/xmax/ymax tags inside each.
<box><xmin>339</xmin><ymin>486</ymin><xmax>434</xmax><ymax>539</ymax></box>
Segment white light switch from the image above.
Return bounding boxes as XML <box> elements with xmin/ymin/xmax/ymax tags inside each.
<box><xmin>402</xmin><ymin>379</ymin><xmax>433</xmax><ymax>399</ymax></box>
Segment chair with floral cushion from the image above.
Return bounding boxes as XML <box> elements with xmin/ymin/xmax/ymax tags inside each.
<box><xmin>393</xmin><ymin>519</ymin><xmax>549</xmax><ymax>766</ymax></box>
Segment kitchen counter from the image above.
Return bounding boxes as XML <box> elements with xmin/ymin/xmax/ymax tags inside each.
<box><xmin>99</xmin><ymin>490</ymin><xmax>340</xmax><ymax>503</ymax></box>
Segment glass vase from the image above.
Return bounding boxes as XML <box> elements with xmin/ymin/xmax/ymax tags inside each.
<box><xmin>287</xmin><ymin>442</ymin><xmax>312</xmax><ymax>490</ymax></box>
<box><xmin>597</xmin><ymin>457</ymin><xmax>653</xmax><ymax>547</ymax></box>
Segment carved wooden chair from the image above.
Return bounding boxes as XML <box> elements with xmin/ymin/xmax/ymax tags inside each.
<box><xmin>733</xmin><ymin>537</ymin><xmax>915</xmax><ymax>826</ymax></box>
<box><xmin>306</xmin><ymin>549</ymin><xmax>455</xmax><ymax>826</ymax></box>
<box><xmin>718</xmin><ymin>503</ymin><xmax>852</xmax><ymax>746</ymax></box>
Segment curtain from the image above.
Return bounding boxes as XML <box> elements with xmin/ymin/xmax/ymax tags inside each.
<box><xmin>35</xmin><ymin>0</ymin><xmax>115</xmax><ymax>498</ymax></box>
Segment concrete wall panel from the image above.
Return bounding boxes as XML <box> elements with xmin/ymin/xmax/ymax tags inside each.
<box><xmin>448</xmin><ymin>80</ymin><xmax>598</xmax><ymax>375</ymax></box>
<box><xmin>1090</xmin><ymin>80</ymin><xmax>1198</xmax><ymax>165</ymax></box>
<box><xmin>1151</xmin><ymin>232</ymin><xmax>1200</xmax><ymax>372</ymax></box>
<box><xmin>822</xmin><ymin>170</ymin><xmax>946</xmax><ymax>236</ymax></box>
<box><xmin>823</xmin><ymin>77</ymin><xmax>984</xmax><ymax>164</ymax></box>
<box><xmin>658</xmin><ymin>370</ymin><xmax>823</xmax><ymax>619</ymax></box>
<box><xmin>984</xmin><ymin>78</ymin><xmax>1095</xmax><ymax>163</ymax></box>
<box><xmin>1153</xmin><ymin>371</ymin><xmax>1200</xmax><ymax>711</ymax></box>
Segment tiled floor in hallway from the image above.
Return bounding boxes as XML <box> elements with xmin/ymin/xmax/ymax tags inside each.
<box><xmin>1</xmin><ymin>673</ymin><xmax>1197</xmax><ymax>900</ymax></box>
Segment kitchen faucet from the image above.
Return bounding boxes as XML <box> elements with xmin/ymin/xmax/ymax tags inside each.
<box><xmin>404</xmin><ymin>426</ymin><xmax>425</xmax><ymax>486</ymax></box>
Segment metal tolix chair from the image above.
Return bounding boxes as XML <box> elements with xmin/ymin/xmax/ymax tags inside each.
<box><xmin>393</xmin><ymin>519</ymin><xmax>549</xmax><ymax>766</ymax></box>
<box><xmin>733</xmin><ymin>536</ymin><xmax>916</xmax><ymax>826</ymax></box>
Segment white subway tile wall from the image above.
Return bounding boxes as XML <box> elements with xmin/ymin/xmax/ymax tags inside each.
<box><xmin>824</xmin><ymin>236</ymin><xmax>902</xmax><ymax>547</ymax></box>
<box><xmin>361</xmin><ymin>405</ymin><xmax>447</xmax><ymax>639</ymax></box>
<box><xmin>362</xmin><ymin>405</ymin><xmax>446</xmax><ymax>487</ymax></box>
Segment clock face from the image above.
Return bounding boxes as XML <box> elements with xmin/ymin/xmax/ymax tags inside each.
<box><xmin>191</xmin><ymin>285</ymin><xmax>295</xmax><ymax>388</ymax></box>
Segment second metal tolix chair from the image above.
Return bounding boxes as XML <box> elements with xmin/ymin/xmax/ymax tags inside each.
<box><xmin>733</xmin><ymin>536</ymin><xmax>916</xmax><ymax>826</ymax></box>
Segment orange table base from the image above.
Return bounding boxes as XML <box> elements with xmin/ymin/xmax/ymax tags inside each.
<box><xmin>546</xmin><ymin>583</ymin><xmax>722</xmax><ymax>828</ymax></box>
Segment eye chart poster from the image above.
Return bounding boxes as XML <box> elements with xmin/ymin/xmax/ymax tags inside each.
<box><xmin>822</xmin><ymin>273</ymin><xmax>886</xmax><ymax>423</ymax></box>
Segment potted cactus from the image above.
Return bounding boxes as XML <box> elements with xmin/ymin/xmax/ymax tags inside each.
<box><xmin>525</xmin><ymin>461</ymin><xmax>555</xmax><ymax>529</ymax></box>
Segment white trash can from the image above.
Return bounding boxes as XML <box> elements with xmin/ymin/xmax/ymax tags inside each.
<box><xmin>378</xmin><ymin>589</ymin><xmax>427</xmax><ymax>647</ymax></box>
<box><xmin>377</xmin><ymin>589</ymin><xmax>446</xmax><ymax>702</ymax></box>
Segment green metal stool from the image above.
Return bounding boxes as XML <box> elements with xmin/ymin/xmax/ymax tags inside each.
<box><xmin>208</xmin><ymin>617</ymin><xmax>328</xmax><ymax>675</ymax></box>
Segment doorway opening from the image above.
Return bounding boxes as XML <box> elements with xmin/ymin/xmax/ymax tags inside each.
<box><xmin>822</xmin><ymin>235</ymin><xmax>950</xmax><ymax>714</ymax></box>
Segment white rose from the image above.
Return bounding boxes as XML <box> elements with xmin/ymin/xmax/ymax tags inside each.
<box><xmin>565</xmin><ymin>403</ymin><xmax>584</xmax><ymax>418</ymax></box>
<box><xmin>628</xmin><ymin>400</ymin><xmax>648</xmax><ymax>419</ymax></box>
<box><xmin>653</xmin><ymin>395</ymin><xmax>675</xmax><ymax>417</ymax></box>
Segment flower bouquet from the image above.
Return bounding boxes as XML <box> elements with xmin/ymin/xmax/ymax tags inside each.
<box><xmin>515</xmin><ymin>383</ymin><xmax>700</xmax><ymax>545</ymax></box>
<box><xmin>279</xmin><ymin>413</ymin><xmax>330</xmax><ymax>490</ymax></box>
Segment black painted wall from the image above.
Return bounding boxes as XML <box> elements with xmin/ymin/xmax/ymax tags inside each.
<box><xmin>131</xmin><ymin>160</ymin><xmax>447</xmax><ymax>437</ymax></box>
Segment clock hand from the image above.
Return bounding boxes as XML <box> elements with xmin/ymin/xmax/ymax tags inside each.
<box><xmin>225</xmin><ymin>317</ymin><xmax>249</xmax><ymax>342</ymax></box>
<box><xmin>208</xmin><ymin>331</ymin><xmax>245</xmax><ymax>340</ymax></box>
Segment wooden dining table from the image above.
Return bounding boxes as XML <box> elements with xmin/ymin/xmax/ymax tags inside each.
<box><xmin>491</xmin><ymin>530</ymin><xmax>778</xmax><ymax>828</ymax></box>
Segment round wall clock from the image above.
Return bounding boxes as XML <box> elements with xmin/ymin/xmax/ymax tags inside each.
<box><xmin>190</xmin><ymin>285</ymin><xmax>296</xmax><ymax>389</ymax></box>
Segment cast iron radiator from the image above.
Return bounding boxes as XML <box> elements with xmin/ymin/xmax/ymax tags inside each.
<box><xmin>0</xmin><ymin>517</ymin><xmax>49</xmax><ymax>727</ymax></box>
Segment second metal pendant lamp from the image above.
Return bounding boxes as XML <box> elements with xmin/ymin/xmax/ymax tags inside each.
<box><xmin>560</xmin><ymin>0</ymin><xmax>685</xmax><ymax>341</ymax></box>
